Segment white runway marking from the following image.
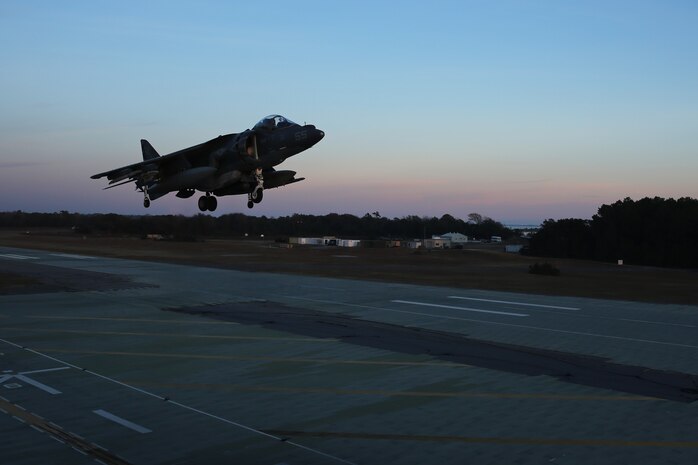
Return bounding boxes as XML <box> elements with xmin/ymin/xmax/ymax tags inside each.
<box><xmin>0</xmin><ymin>337</ymin><xmax>356</xmax><ymax>465</ymax></box>
<box><xmin>14</xmin><ymin>374</ymin><xmax>61</xmax><ymax>394</ymax></box>
<box><xmin>0</xmin><ymin>254</ymin><xmax>38</xmax><ymax>260</ymax></box>
<box><xmin>20</xmin><ymin>366</ymin><xmax>71</xmax><ymax>375</ymax></box>
<box><xmin>449</xmin><ymin>296</ymin><xmax>580</xmax><ymax>310</ymax></box>
<box><xmin>283</xmin><ymin>296</ymin><xmax>698</xmax><ymax>349</ymax></box>
<box><xmin>93</xmin><ymin>409</ymin><xmax>152</xmax><ymax>434</ymax></box>
<box><xmin>50</xmin><ymin>253</ymin><xmax>94</xmax><ymax>260</ymax></box>
<box><xmin>391</xmin><ymin>300</ymin><xmax>529</xmax><ymax>317</ymax></box>
<box><xmin>1</xmin><ymin>368</ymin><xmax>65</xmax><ymax>394</ymax></box>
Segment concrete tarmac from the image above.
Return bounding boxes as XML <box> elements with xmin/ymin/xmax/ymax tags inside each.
<box><xmin>1</xmin><ymin>246</ymin><xmax>698</xmax><ymax>464</ymax></box>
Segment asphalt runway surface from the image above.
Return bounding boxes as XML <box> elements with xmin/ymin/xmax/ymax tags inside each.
<box><xmin>1</xmin><ymin>246</ymin><xmax>698</xmax><ymax>464</ymax></box>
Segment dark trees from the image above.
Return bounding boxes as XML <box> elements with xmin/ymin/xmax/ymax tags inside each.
<box><xmin>0</xmin><ymin>211</ymin><xmax>513</xmax><ymax>242</ymax></box>
<box><xmin>527</xmin><ymin>197</ymin><xmax>698</xmax><ymax>268</ymax></box>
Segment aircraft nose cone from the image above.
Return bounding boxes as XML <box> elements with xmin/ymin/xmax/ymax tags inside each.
<box><xmin>309</xmin><ymin>126</ymin><xmax>324</xmax><ymax>144</ymax></box>
<box><xmin>304</xmin><ymin>125</ymin><xmax>324</xmax><ymax>146</ymax></box>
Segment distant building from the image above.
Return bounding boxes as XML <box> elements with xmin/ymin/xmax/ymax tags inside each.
<box><xmin>290</xmin><ymin>236</ymin><xmax>360</xmax><ymax>247</ymax></box>
<box><xmin>424</xmin><ymin>237</ymin><xmax>452</xmax><ymax>249</ymax></box>
<box><xmin>505</xmin><ymin>244</ymin><xmax>523</xmax><ymax>253</ymax></box>
<box><xmin>441</xmin><ymin>232</ymin><xmax>468</xmax><ymax>244</ymax></box>
<box><xmin>403</xmin><ymin>240</ymin><xmax>422</xmax><ymax>249</ymax></box>
<box><xmin>491</xmin><ymin>236</ymin><xmax>502</xmax><ymax>243</ymax></box>
<box><xmin>289</xmin><ymin>237</ymin><xmax>323</xmax><ymax>245</ymax></box>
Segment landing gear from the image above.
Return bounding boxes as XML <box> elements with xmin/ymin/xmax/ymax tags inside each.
<box><xmin>143</xmin><ymin>186</ymin><xmax>151</xmax><ymax>208</ymax></box>
<box><xmin>247</xmin><ymin>169</ymin><xmax>264</xmax><ymax>209</ymax></box>
<box><xmin>247</xmin><ymin>188</ymin><xmax>263</xmax><ymax>209</ymax></box>
<box><xmin>198</xmin><ymin>193</ymin><xmax>217</xmax><ymax>212</ymax></box>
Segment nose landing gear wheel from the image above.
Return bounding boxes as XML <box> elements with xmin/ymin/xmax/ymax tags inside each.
<box><xmin>247</xmin><ymin>200</ymin><xmax>254</xmax><ymax>209</ymax></box>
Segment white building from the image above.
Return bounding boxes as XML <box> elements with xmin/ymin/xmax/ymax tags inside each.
<box><xmin>323</xmin><ymin>236</ymin><xmax>338</xmax><ymax>246</ymax></box>
<box><xmin>290</xmin><ymin>237</ymin><xmax>323</xmax><ymax>245</ymax></box>
<box><xmin>424</xmin><ymin>237</ymin><xmax>452</xmax><ymax>249</ymax></box>
<box><xmin>290</xmin><ymin>237</ymin><xmax>360</xmax><ymax>247</ymax></box>
<box><xmin>441</xmin><ymin>232</ymin><xmax>468</xmax><ymax>244</ymax></box>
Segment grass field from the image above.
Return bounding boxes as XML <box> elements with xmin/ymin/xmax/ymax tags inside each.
<box><xmin>1</xmin><ymin>228</ymin><xmax>697</xmax><ymax>304</ymax></box>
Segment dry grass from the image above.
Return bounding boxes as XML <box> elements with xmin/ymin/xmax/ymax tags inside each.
<box><xmin>1</xmin><ymin>228</ymin><xmax>697</xmax><ymax>304</ymax></box>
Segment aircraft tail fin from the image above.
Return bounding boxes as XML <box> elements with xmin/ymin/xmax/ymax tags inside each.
<box><xmin>141</xmin><ymin>139</ymin><xmax>160</xmax><ymax>161</ymax></box>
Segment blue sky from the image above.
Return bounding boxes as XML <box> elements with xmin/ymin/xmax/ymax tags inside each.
<box><xmin>1</xmin><ymin>1</ymin><xmax>697</xmax><ymax>224</ymax></box>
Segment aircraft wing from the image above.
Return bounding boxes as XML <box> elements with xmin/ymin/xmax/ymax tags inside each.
<box><xmin>91</xmin><ymin>133</ymin><xmax>237</xmax><ymax>188</ymax></box>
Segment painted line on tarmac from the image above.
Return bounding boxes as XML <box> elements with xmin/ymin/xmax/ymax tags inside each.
<box><xmin>28</xmin><ymin>315</ymin><xmax>240</xmax><ymax>325</ymax></box>
<box><xmin>0</xmin><ymin>254</ymin><xmax>38</xmax><ymax>260</ymax></box>
<box><xmin>283</xmin><ymin>296</ymin><xmax>698</xmax><ymax>349</ymax></box>
<box><xmin>449</xmin><ymin>296</ymin><xmax>580</xmax><ymax>311</ymax></box>
<box><xmin>14</xmin><ymin>374</ymin><xmax>61</xmax><ymax>395</ymax></box>
<box><xmin>124</xmin><ymin>381</ymin><xmax>656</xmax><ymax>402</ymax></box>
<box><xmin>50</xmin><ymin>253</ymin><xmax>94</xmax><ymax>260</ymax></box>
<box><xmin>286</xmin><ymin>295</ymin><xmax>532</xmax><ymax>324</ymax></box>
<box><xmin>390</xmin><ymin>300</ymin><xmax>528</xmax><ymax>317</ymax></box>
<box><xmin>35</xmin><ymin>349</ymin><xmax>456</xmax><ymax>367</ymax></box>
<box><xmin>0</xmin><ymin>337</ymin><xmax>357</xmax><ymax>465</ymax></box>
<box><xmin>0</xmin><ymin>397</ymin><xmax>133</xmax><ymax>464</ymax></box>
<box><xmin>264</xmin><ymin>430</ymin><xmax>698</xmax><ymax>448</ymax></box>
<box><xmin>0</xmin><ymin>327</ymin><xmax>336</xmax><ymax>343</ymax></box>
<box><xmin>93</xmin><ymin>409</ymin><xmax>151</xmax><ymax>434</ymax></box>
<box><xmin>20</xmin><ymin>366</ymin><xmax>71</xmax><ymax>375</ymax></box>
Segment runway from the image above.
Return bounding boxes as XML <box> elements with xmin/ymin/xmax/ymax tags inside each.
<box><xmin>1</xmin><ymin>246</ymin><xmax>698</xmax><ymax>464</ymax></box>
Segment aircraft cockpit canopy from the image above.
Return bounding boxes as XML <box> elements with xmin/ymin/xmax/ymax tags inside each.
<box><xmin>254</xmin><ymin>115</ymin><xmax>297</xmax><ymax>131</ymax></box>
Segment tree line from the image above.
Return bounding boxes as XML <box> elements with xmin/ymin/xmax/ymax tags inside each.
<box><xmin>0</xmin><ymin>210</ymin><xmax>513</xmax><ymax>242</ymax></box>
<box><xmin>526</xmin><ymin>197</ymin><xmax>698</xmax><ymax>268</ymax></box>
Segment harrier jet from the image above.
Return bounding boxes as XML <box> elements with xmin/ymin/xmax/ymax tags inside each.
<box><xmin>91</xmin><ymin>115</ymin><xmax>324</xmax><ymax>210</ymax></box>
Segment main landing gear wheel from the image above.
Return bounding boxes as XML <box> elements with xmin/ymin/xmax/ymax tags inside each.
<box><xmin>198</xmin><ymin>194</ymin><xmax>217</xmax><ymax>212</ymax></box>
<box><xmin>143</xmin><ymin>198</ymin><xmax>150</xmax><ymax>208</ymax></box>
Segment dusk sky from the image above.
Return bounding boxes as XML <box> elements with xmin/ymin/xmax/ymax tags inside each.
<box><xmin>1</xmin><ymin>1</ymin><xmax>697</xmax><ymax>224</ymax></box>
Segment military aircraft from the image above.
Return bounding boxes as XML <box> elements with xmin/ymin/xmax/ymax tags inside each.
<box><xmin>91</xmin><ymin>115</ymin><xmax>324</xmax><ymax>210</ymax></box>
